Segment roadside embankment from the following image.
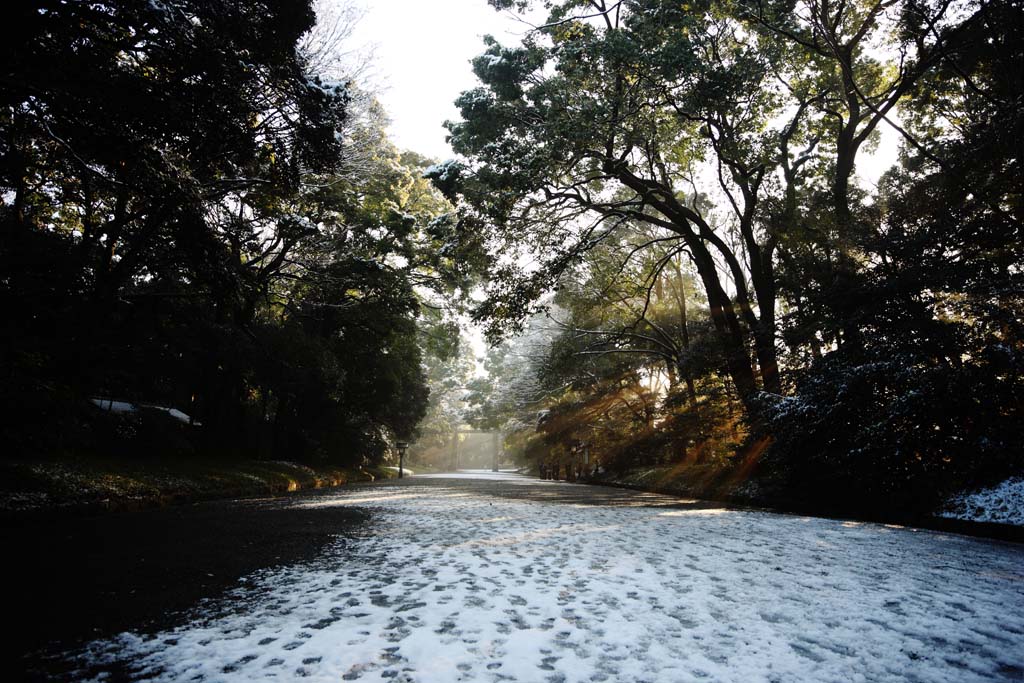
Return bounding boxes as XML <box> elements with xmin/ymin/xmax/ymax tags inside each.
<box><xmin>583</xmin><ymin>466</ymin><xmax>1024</xmax><ymax>543</ymax></box>
<box><xmin>0</xmin><ymin>455</ymin><xmax>401</xmax><ymax>519</ymax></box>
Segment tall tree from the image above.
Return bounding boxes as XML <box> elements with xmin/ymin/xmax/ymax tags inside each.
<box><xmin>432</xmin><ymin>0</ymin><xmax>821</xmax><ymax>409</ymax></box>
<box><xmin>762</xmin><ymin>0</ymin><xmax>1024</xmax><ymax>507</ymax></box>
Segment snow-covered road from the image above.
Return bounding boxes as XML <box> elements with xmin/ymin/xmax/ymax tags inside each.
<box><xmin>74</xmin><ymin>472</ymin><xmax>1024</xmax><ymax>682</ymax></box>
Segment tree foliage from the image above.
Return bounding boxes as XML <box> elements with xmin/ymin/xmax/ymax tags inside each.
<box><xmin>436</xmin><ymin>0</ymin><xmax>1023</xmax><ymax>510</ymax></box>
<box><xmin>0</xmin><ymin>0</ymin><xmax>451</xmax><ymax>466</ymax></box>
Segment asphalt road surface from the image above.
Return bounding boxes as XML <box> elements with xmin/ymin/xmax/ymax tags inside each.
<box><xmin>10</xmin><ymin>471</ymin><xmax>1024</xmax><ymax>682</ymax></box>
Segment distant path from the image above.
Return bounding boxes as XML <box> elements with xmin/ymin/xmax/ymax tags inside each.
<box><xmin>22</xmin><ymin>471</ymin><xmax>1024</xmax><ymax>681</ymax></box>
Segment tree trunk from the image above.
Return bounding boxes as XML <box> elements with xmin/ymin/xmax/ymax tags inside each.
<box><xmin>691</xmin><ymin>251</ymin><xmax>759</xmax><ymax>409</ymax></box>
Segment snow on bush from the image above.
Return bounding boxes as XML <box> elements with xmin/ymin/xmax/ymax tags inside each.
<box><xmin>939</xmin><ymin>477</ymin><xmax>1024</xmax><ymax>526</ymax></box>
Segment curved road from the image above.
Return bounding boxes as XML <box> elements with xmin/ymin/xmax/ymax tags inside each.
<box><xmin>13</xmin><ymin>471</ymin><xmax>1024</xmax><ymax>681</ymax></box>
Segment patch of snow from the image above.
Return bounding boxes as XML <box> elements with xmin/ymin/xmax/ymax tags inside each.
<box><xmin>424</xmin><ymin>159</ymin><xmax>459</xmax><ymax>181</ymax></box>
<box><xmin>479</xmin><ymin>53</ymin><xmax>506</xmax><ymax>67</ymax></box>
<box><xmin>70</xmin><ymin>481</ymin><xmax>1024</xmax><ymax>682</ymax></box>
<box><xmin>89</xmin><ymin>398</ymin><xmax>137</xmax><ymax>414</ymax></box>
<box><xmin>939</xmin><ymin>477</ymin><xmax>1024</xmax><ymax>527</ymax></box>
<box><xmin>90</xmin><ymin>398</ymin><xmax>198</xmax><ymax>425</ymax></box>
<box><xmin>306</xmin><ymin>76</ymin><xmax>348</xmax><ymax>99</ymax></box>
<box><xmin>162</xmin><ymin>408</ymin><xmax>193</xmax><ymax>423</ymax></box>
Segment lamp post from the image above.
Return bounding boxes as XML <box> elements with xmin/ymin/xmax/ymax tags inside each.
<box><xmin>396</xmin><ymin>441</ymin><xmax>409</xmax><ymax>479</ymax></box>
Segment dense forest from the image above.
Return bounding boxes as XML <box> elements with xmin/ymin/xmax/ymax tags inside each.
<box><xmin>1</xmin><ymin>0</ymin><xmax>1021</xmax><ymax>515</ymax></box>
<box><xmin>0</xmin><ymin>0</ymin><xmax>471</xmax><ymax>468</ymax></box>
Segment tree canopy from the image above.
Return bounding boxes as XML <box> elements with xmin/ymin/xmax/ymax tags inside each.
<box><xmin>432</xmin><ymin>0</ymin><xmax>1023</xmax><ymax>510</ymax></box>
<box><xmin>0</xmin><ymin>0</ymin><xmax>460</xmax><ymax>467</ymax></box>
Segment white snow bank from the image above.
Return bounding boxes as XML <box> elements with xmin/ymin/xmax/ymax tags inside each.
<box><xmin>90</xmin><ymin>398</ymin><xmax>198</xmax><ymax>425</ymax></box>
<box><xmin>89</xmin><ymin>398</ymin><xmax>136</xmax><ymax>414</ymax></box>
<box><xmin>70</xmin><ymin>483</ymin><xmax>1024</xmax><ymax>682</ymax></box>
<box><xmin>939</xmin><ymin>477</ymin><xmax>1024</xmax><ymax>527</ymax></box>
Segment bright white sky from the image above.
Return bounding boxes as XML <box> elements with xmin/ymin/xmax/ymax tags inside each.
<box><xmin>348</xmin><ymin>0</ymin><xmax>533</xmax><ymax>161</ymax></box>
<box><xmin>344</xmin><ymin>0</ymin><xmax>897</xmax><ymax>178</ymax></box>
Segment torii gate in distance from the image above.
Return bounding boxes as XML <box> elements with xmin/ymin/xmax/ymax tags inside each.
<box><xmin>449</xmin><ymin>429</ymin><xmax>504</xmax><ymax>472</ymax></box>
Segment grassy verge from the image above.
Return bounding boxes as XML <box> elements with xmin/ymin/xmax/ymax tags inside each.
<box><xmin>0</xmin><ymin>455</ymin><xmax>401</xmax><ymax>518</ymax></box>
